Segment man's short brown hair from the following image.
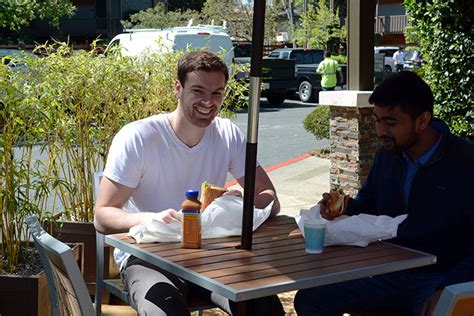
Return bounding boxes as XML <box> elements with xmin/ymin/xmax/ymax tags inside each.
<box><xmin>177</xmin><ymin>51</ymin><xmax>229</xmax><ymax>87</ymax></box>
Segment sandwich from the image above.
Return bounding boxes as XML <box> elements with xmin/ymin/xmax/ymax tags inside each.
<box><xmin>200</xmin><ymin>181</ymin><xmax>228</xmax><ymax>212</ymax></box>
<box><xmin>327</xmin><ymin>188</ymin><xmax>350</xmax><ymax>217</ymax></box>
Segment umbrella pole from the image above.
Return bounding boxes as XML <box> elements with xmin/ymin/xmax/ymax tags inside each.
<box><xmin>241</xmin><ymin>0</ymin><xmax>266</xmax><ymax>250</ymax></box>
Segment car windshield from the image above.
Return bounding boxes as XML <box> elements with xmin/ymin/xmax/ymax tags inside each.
<box><xmin>234</xmin><ymin>43</ymin><xmax>251</xmax><ymax>58</ymax></box>
<box><xmin>291</xmin><ymin>50</ymin><xmax>324</xmax><ymax>64</ymax></box>
<box><xmin>404</xmin><ymin>50</ymin><xmax>419</xmax><ymax>60</ymax></box>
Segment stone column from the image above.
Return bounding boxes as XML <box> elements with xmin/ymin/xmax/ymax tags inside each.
<box><xmin>319</xmin><ymin>91</ymin><xmax>381</xmax><ymax>196</ymax></box>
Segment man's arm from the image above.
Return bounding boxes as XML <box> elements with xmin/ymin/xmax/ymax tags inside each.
<box><xmin>316</xmin><ymin>61</ymin><xmax>324</xmax><ymax>74</ymax></box>
<box><xmin>94</xmin><ymin>176</ymin><xmax>180</xmax><ymax>234</ymax></box>
<box><xmin>236</xmin><ymin>166</ymin><xmax>280</xmax><ymax>217</ymax></box>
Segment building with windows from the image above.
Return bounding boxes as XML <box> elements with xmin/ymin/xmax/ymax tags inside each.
<box><xmin>375</xmin><ymin>0</ymin><xmax>408</xmax><ymax>46</ymax></box>
<box><xmin>3</xmin><ymin>0</ymin><xmax>161</xmax><ymax>44</ymax></box>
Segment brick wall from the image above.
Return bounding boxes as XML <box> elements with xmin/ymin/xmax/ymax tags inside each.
<box><xmin>329</xmin><ymin>106</ymin><xmax>381</xmax><ymax>196</ymax></box>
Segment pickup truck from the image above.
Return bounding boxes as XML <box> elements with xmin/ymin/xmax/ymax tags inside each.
<box><xmin>234</xmin><ymin>43</ymin><xmax>295</xmax><ymax>106</ymax></box>
<box><xmin>267</xmin><ymin>48</ymin><xmax>347</xmax><ymax>102</ymax></box>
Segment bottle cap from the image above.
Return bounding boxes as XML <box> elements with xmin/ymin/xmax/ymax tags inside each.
<box><xmin>185</xmin><ymin>190</ymin><xmax>199</xmax><ymax>198</ymax></box>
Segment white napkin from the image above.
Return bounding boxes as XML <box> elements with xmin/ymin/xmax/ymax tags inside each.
<box><xmin>295</xmin><ymin>204</ymin><xmax>407</xmax><ymax>247</ymax></box>
<box><xmin>129</xmin><ymin>195</ymin><xmax>273</xmax><ymax>243</ymax></box>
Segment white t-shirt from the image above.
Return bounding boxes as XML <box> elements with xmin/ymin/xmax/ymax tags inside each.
<box><xmin>104</xmin><ymin>114</ymin><xmax>248</xmax><ymax>268</ymax></box>
<box><xmin>393</xmin><ymin>51</ymin><xmax>405</xmax><ymax>65</ymax></box>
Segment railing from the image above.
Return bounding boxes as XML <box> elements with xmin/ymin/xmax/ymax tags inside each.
<box><xmin>375</xmin><ymin>15</ymin><xmax>408</xmax><ymax>34</ymax></box>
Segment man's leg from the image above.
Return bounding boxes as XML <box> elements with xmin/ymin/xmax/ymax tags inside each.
<box><xmin>210</xmin><ymin>292</ymin><xmax>285</xmax><ymax>316</ymax></box>
<box><xmin>122</xmin><ymin>256</ymin><xmax>190</xmax><ymax>316</ymax></box>
<box><xmin>322</xmin><ymin>87</ymin><xmax>335</xmax><ymax>91</ymax></box>
<box><xmin>294</xmin><ymin>269</ymin><xmax>444</xmax><ymax>316</ymax></box>
<box><xmin>123</xmin><ymin>256</ymin><xmax>285</xmax><ymax>316</ymax></box>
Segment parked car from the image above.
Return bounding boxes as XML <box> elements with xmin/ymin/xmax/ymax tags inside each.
<box><xmin>374</xmin><ymin>46</ymin><xmax>398</xmax><ymax>72</ymax></box>
<box><xmin>232</xmin><ymin>42</ymin><xmax>296</xmax><ymax>106</ymax></box>
<box><xmin>404</xmin><ymin>50</ymin><xmax>424</xmax><ymax>70</ymax></box>
<box><xmin>267</xmin><ymin>48</ymin><xmax>347</xmax><ymax>102</ymax></box>
<box><xmin>107</xmin><ymin>22</ymin><xmax>234</xmax><ymax>69</ymax></box>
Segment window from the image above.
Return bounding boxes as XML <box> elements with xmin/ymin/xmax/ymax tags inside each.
<box><xmin>268</xmin><ymin>52</ymin><xmax>280</xmax><ymax>58</ymax></box>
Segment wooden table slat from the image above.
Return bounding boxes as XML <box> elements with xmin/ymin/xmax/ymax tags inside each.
<box><xmin>198</xmin><ymin>246</ymin><xmax>410</xmax><ymax>279</ymax></box>
<box><xmin>227</xmin><ymin>251</ymin><xmax>423</xmax><ymax>289</ymax></box>
<box><xmin>189</xmin><ymin>242</ymin><xmax>388</xmax><ymax>272</ymax></box>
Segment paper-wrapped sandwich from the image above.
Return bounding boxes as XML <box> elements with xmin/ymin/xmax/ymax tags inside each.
<box><xmin>201</xmin><ymin>181</ymin><xmax>228</xmax><ymax>212</ymax></box>
<box><xmin>328</xmin><ymin>188</ymin><xmax>350</xmax><ymax>217</ymax></box>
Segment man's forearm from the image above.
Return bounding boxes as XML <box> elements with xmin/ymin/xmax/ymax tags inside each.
<box><xmin>255</xmin><ymin>189</ymin><xmax>280</xmax><ymax>216</ymax></box>
<box><xmin>94</xmin><ymin>207</ymin><xmax>153</xmax><ymax>234</ymax></box>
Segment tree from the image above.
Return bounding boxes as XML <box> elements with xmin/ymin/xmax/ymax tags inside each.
<box><xmin>404</xmin><ymin>0</ymin><xmax>473</xmax><ymax>140</ymax></box>
<box><xmin>0</xmin><ymin>0</ymin><xmax>75</xmax><ymax>31</ymax></box>
<box><xmin>121</xmin><ymin>3</ymin><xmax>201</xmax><ymax>29</ymax></box>
<box><xmin>294</xmin><ymin>0</ymin><xmax>346</xmax><ymax>50</ymax></box>
<box><xmin>202</xmin><ymin>0</ymin><xmax>282</xmax><ymax>43</ymax></box>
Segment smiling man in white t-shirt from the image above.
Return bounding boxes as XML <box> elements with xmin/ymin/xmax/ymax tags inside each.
<box><xmin>94</xmin><ymin>51</ymin><xmax>284</xmax><ymax>316</ymax></box>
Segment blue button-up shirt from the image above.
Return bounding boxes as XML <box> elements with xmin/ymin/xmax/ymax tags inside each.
<box><xmin>402</xmin><ymin>135</ymin><xmax>442</xmax><ymax>207</ymax></box>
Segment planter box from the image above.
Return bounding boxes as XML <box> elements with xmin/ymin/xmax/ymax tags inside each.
<box><xmin>46</xmin><ymin>220</ymin><xmax>119</xmax><ymax>294</ymax></box>
<box><xmin>0</xmin><ymin>271</ymin><xmax>51</xmax><ymax>316</ymax></box>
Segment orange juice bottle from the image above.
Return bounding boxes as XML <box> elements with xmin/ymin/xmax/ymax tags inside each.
<box><xmin>181</xmin><ymin>190</ymin><xmax>202</xmax><ymax>249</ymax></box>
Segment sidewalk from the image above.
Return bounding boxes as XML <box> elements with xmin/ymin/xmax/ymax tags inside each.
<box><xmin>228</xmin><ymin>154</ymin><xmax>330</xmax><ymax>217</ymax></box>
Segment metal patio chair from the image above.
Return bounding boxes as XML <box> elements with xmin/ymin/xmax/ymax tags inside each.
<box><xmin>433</xmin><ymin>281</ymin><xmax>474</xmax><ymax>316</ymax></box>
<box><xmin>26</xmin><ymin>214</ymin><xmax>136</xmax><ymax>316</ymax></box>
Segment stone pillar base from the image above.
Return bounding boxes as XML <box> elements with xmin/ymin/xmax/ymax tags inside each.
<box><xmin>319</xmin><ymin>90</ymin><xmax>381</xmax><ymax>196</ymax></box>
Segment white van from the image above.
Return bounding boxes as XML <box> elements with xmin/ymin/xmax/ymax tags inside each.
<box><xmin>374</xmin><ymin>46</ymin><xmax>399</xmax><ymax>72</ymax></box>
<box><xmin>108</xmin><ymin>22</ymin><xmax>234</xmax><ymax>68</ymax></box>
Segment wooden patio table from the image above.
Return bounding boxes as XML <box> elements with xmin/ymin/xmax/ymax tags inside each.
<box><xmin>105</xmin><ymin>215</ymin><xmax>436</xmax><ymax>315</ymax></box>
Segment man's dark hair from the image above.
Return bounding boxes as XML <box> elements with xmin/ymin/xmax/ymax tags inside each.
<box><xmin>324</xmin><ymin>51</ymin><xmax>331</xmax><ymax>58</ymax></box>
<box><xmin>398</xmin><ymin>46</ymin><xmax>404</xmax><ymax>50</ymax></box>
<box><xmin>177</xmin><ymin>51</ymin><xmax>229</xmax><ymax>87</ymax></box>
<box><xmin>368</xmin><ymin>71</ymin><xmax>434</xmax><ymax>119</ymax></box>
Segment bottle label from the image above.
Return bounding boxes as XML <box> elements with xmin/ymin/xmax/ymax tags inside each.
<box><xmin>182</xmin><ymin>209</ymin><xmax>201</xmax><ymax>247</ymax></box>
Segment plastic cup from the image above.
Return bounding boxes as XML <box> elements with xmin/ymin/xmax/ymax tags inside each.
<box><xmin>304</xmin><ymin>220</ymin><xmax>326</xmax><ymax>254</ymax></box>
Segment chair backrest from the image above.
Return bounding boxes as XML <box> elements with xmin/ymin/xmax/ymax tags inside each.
<box><xmin>27</xmin><ymin>215</ymin><xmax>96</xmax><ymax>316</ymax></box>
<box><xmin>93</xmin><ymin>171</ymin><xmax>106</xmax><ymax>316</ymax></box>
<box><xmin>433</xmin><ymin>281</ymin><xmax>474</xmax><ymax>316</ymax></box>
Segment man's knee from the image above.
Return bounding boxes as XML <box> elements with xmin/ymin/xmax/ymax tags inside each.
<box><xmin>144</xmin><ymin>282</ymin><xmax>190</xmax><ymax>316</ymax></box>
<box><xmin>294</xmin><ymin>286</ymin><xmax>345</xmax><ymax>316</ymax></box>
<box><xmin>294</xmin><ymin>289</ymin><xmax>317</xmax><ymax>315</ymax></box>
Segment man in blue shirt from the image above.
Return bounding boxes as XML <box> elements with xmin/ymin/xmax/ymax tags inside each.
<box><xmin>294</xmin><ymin>71</ymin><xmax>474</xmax><ymax>315</ymax></box>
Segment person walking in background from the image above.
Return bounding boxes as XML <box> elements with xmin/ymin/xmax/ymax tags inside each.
<box><xmin>316</xmin><ymin>51</ymin><xmax>340</xmax><ymax>91</ymax></box>
<box><xmin>393</xmin><ymin>46</ymin><xmax>405</xmax><ymax>72</ymax></box>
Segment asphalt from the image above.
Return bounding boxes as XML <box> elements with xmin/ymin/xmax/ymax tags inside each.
<box><xmin>228</xmin><ymin>154</ymin><xmax>330</xmax><ymax>218</ymax></box>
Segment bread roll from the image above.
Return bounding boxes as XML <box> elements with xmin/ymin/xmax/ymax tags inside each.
<box><xmin>328</xmin><ymin>188</ymin><xmax>349</xmax><ymax>217</ymax></box>
<box><xmin>200</xmin><ymin>182</ymin><xmax>228</xmax><ymax>212</ymax></box>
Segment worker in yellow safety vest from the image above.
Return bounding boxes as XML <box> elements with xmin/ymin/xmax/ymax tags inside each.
<box><xmin>316</xmin><ymin>51</ymin><xmax>341</xmax><ymax>91</ymax></box>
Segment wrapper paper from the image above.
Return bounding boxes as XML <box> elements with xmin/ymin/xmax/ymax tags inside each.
<box><xmin>129</xmin><ymin>195</ymin><xmax>273</xmax><ymax>243</ymax></box>
<box><xmin>295</xmin><ymin>204</ymin><xmax>407</xmax><ymax>247</ymax></box>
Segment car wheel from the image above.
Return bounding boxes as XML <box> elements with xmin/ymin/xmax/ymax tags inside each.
<box><xmin>298</xmin><ymin>81</ymin><xmax>315</xmax><ymax>102</ymax></box>
<box><xmin>384</xmin><ymin>65</ymin><xmax>392</xmax><ymax>72</ymax></box>
<box><xmin>266</xmin><ymin>92</ymin><xmax>286</xmax><ymax>106</ymax></box>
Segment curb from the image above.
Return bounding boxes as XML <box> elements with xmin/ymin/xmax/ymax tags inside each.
<box><xmin>224</xmin><ymin>153</ymin><xmax>313</xmax><ymax>188</ymax></box>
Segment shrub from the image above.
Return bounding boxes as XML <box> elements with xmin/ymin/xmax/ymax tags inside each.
<box><xmin>303</xmin><ymin>105</ymin><xmax>329</xmax><ymax>140</ymax></box>
<box><xmin>404</xmin><ymin>0</ymin><xmax>473</xmax><ymax>140</ymax></box>
<box><xmin>331</xmin><ymin>54</ymin><xmax>346</xmax><ymax>64</ymax></box>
